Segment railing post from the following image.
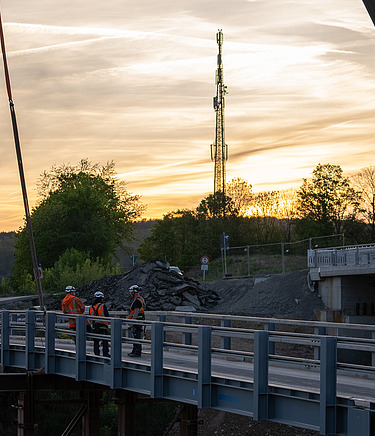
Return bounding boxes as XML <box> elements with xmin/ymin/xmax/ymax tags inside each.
<box><xmin>253</xmin><ymin>331</ymin><xmax>269</xmax><ymax>420</ymax></box>
<box><xmin>151</xmin><ymin>322</ymin><xmax>164</xmax><ymax>398</ymax></box>
<box><xmin>1</xmin><ymin>310</ymin><xmax>10</xmax><ymax>367</ymax></box>
<box><xmin>265</xmin><ymin>323</ymin><xmax>275</xmax><ymax>355</ymax></box>
<box><xmin>184</xmin><ymin>316</ymin><xmax>192</xmax><ymax>345</ymax></box>
<box><xmin>111</xmin><ymin>318</ymin><xmax>122</xmax><ymax>388</ymax></box>
<box><xmin>198</xmin><ymin>326</ymin><xmax>211</xmax><ymax>408</ymax></box>
<box><xmin>372</xmin><ymin>331</ymin><xmax>375</xmax><ymax>367</ymax></box>
<box><xmin>25</xmin><ymin>310</ymin><xmax>36</xmax><ymax>370</ymax></box>
<box><xmin>221</xmin><ymin>319</ymin><xmax>231</xmax><ymax>350</ymax></box>
<box><xmin>45</xmin><ymin>312</ymin><xmax>56</xmax><ymax>374</ymax></box>
<box><xmin>320</xmin><ymin>336</ymin><xmax>337</xmax><ymax>435</ymax></box>
<box><xmin>314</xmin><ymin>326</ymin><xmax>326</xmax><ymax>361</ymax></box>
<box><xmin>75</xmin><ymin>315</ymin><xmax>87</xmax><ymax>381</ymax></box>
<box><xmin>158</xmin><ymin>314</ymin><xmax>167</xmax><ymax>343</ymax></box>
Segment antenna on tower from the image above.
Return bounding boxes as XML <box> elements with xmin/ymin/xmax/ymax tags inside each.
<box><xmin>210</xmin><ymin>29</ymin><xmax>228</xmax><ymax>196</ymax></box>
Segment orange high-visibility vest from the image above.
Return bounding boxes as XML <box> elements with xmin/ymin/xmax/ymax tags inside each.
<box><xmin>62</xmin><ymin>293</ymin><xmax>85</xmax><ymax>328</ymax></box>
<box><xmin>89</xmin><ymin>303</ymin><xmax>108</xmax><ymax>325</ymax></box>
<box><xmin>128</xmin><ymin>296</ymin><xmax>145</xmax><ymax>320</ymax></box>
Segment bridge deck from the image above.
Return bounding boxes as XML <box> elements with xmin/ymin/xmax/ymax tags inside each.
<box><xmin>1</xmin><ymin>310</ymin><xmax>375</xmax><ymax>435</ymax></box>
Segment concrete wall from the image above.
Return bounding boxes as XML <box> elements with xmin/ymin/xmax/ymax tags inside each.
<box><xmin>318</xmin><ymin>275</ymin><xmax>375</xmax><ymax>316</ymax></box>
<box><xmin>318</xmin><ymin>276</ymin><xmax>342</xmax><ymax>310</ymax></box>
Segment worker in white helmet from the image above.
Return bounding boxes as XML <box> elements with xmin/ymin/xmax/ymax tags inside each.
<box><xmin>89</xmin><ymin>291</ymin><xmax>110</xmax><ymax>357</ymax></box>
<box><xmin>128</xmin><ymin>285</ymin><xmax>145</xmax><ymax>357</ymax></box>
<box><xmin>61</xmin><ymin>286</ymin><xmax>85</xmax><ymax>340</ymax></box>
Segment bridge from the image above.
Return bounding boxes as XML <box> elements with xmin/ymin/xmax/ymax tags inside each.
<box><xmin>308</xmin><ymin>244</ymin><xmax>375</xmax><ymax>323</ymax></box>
<box><xmin>1</xmin><ymin>309</ymin><xmax>375</xmax><ymax>435</ymax></box>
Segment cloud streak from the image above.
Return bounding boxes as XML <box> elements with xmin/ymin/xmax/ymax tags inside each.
<box><xmin>0</xmin><ymin>0</ymin><xmax>375</xmax><ymax>230</ymax></box>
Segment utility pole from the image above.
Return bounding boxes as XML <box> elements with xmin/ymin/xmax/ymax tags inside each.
<box><xmin>210</xmin><ymin>29</ymin><xmax>228</xmax><ymax>196</ymax></box>
<box><xmin>0</xmin><ymin>11</ymin><xmax>44</xmax><ymax>308</ymax></box>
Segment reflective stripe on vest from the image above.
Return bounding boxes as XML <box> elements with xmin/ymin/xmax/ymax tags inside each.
<box><xmin>62</xmin><ymin>295</ymin><xmax>84</xmax><ymax>328</ymax></box>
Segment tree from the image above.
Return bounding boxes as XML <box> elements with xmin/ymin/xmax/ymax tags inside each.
<box><xmin>226</xmin><ymin>177</ymin><xmax>253</xmax><ymax>216</ymax></box>
<box><xmin>276</xmin><ymin>189</ymin><xmax>299</xmax><ymax>242</ymax></box>
<box><xmin>297</xmin><ymin>163</ymin><xmax>361</xmax><ymax>235</ymax></box>
<box><xmin>250</xmin><ymin>191</ymin><xmax>283</xmax><ymax>243</ymax></box>
<box><xmin>12</xmin><ymin>159</ymin><xmax>144</xmax><ymax>288</ymax></box>
<box><xmin>196</xmin><ymin>192</ymin><xmax>238</xmax><ymax>219</ymax></box>
<box><xmin>352</xmin><ymin>165</ymin><xmax>375</xmax><ymax>240</ymax></box>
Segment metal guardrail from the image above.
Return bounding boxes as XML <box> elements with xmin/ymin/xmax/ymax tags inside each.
<box><xmin>308</xmin><ymin>243</ymin><xmax>375</xmax><ymax>268</ymax></box>
<box><xmin>1</xmin><ymin>309</ymin><xmax>375</xmax><ymax>435</ymax></box>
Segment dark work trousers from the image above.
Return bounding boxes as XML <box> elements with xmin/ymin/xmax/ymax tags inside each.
<box><xmin>131</xmin><ymin>325</ymin><xmax>142</xmax><ymax>355</ymax></box>
<box><xmin>93</xmin><ymin>324</ymin><xmax>110</xmax><ymax>357</ymax></box>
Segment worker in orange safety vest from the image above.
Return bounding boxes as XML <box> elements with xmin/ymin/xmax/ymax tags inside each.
<box><xmin>128</xmin><ymin>284</ymin><xmax>145</xmax><ymax>357</ymax></box>
<box><xmin>61</xmin><ymin>285</ymin><xmax>85</xmax><ymax>337</ymax></box>
<box><xmin>89</xmin><ymin>291</ymin><xmax>110</xmax><ymax>357</ymax></box>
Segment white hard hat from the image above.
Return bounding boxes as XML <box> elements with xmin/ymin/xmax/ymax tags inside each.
<box><xmin>94</xmin><ymin>291</ymin><xmax>104</xmax><ymax>298</ymax></box>
<box><xmin>65</xmin><ymin>285</ymin><xmax>76</xmax><ymax>293</ymax></box>
<box><xmin>129</xmin><ymin>284</ymin><xmax>141</xmax><ymax>293</ymax></box>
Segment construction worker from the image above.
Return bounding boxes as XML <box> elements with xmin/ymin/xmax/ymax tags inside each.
<box><xmin>89</xmin><ymin>291</ymin><xmax>110</xmax><ymax>357</ymax></box>
<box><xmin>61</xmin><ymin>285</ymin><xmax>85</xmax><ymax>340</ymax></box>
<box><xmin>128</xmin><ymin>284</ymin><xmax>145</xmax><ymax>357</ymax></box>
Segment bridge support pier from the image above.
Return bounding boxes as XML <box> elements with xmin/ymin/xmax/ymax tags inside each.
<box><xmin>179</xmin><ymin>404</ymin><xmax>198</xmax><ymax>436</ymax></box>
<box><xmin>17</xmin><ymin>373</ymin><xmax>35</xmax><ymax>436</ymax></box>
<box><xmin>81</xmin><ymin>390</ymin><xmax>102</xmax><ymax>436</ymax></box>
<box><xmin>117</xmin><ymin>390</ymin><xmax>136</xmax><ymax>436</ymax></box>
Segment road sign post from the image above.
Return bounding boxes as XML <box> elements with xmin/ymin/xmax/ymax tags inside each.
<box><xmin>220</xmin><ymin>233</ymin><xmax>229</xmax><ymax>276</ymax></box>
<box><xmin>200</xmin><ymin>256</ymin><xmax>209</xmax><ymax>280</ymax></box>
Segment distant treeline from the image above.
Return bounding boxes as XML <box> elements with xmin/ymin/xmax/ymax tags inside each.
<box><xmin>0</xmin><ymin>232</ymin><xmax>14</xmax><ymax>280</ymax></box>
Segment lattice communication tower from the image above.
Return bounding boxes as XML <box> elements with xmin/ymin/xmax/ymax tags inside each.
<box><xmin>210</xmin><ymin>29</ymin><xmax>228</xmax><ymax>195</ymax></box>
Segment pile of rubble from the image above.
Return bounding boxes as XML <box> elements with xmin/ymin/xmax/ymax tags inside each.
<box><xmin>74</xmin><ymin>261</ymin><xmax>220</xmax><ymax>312</ymax></box>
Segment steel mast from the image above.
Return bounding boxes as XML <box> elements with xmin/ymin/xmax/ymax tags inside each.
<box><xmin>210</xmin><ymin>29</ymin><xmax>228</xmax><ymax>196</ymax></box>
<box><xmin>0</xmin><ymin>12</ymin><xmax>44</xmax><ymax>307</ymax></box>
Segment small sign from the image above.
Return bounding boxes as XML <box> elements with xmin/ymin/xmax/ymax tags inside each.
<box><xmin>201</xmin><ymin>255</ymin><xmax>209</xmax><ymax>265</ymax></box>
<box><xmin>37</xmin><ymin>267</ymin><xmax>43</xmax><ymax>279</ymax></box>
<box><xmin>201</xmin><ymin>264</ymin><xmax>208</xmax><ymax>271</ymax></box>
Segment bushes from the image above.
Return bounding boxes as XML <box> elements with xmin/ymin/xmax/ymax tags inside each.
<box><xmin>10</xmin><ymin>248</ymin><xmax>122</xmax><ymax>294</ymax></box>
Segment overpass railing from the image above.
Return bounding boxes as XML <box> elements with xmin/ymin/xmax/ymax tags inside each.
<box><xmin>308</xmin><ymin>243</ymin><xmax>375</xmax><ymax>268</ymax></box>
<box><xmin>1</xmin><ymin>309</ymin><xmax>375</xmax><ymax>435</ymax></box>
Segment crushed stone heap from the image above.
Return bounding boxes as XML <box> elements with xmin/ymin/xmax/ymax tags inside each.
<box><xmin>77</xmin><ymin>261</ymin><xmax>220</xmax><ymax>312</ymax></box>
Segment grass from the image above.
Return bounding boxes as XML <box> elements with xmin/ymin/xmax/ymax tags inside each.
<box><xmin>185</xmin><ymin>253</ymin><xmax>307</xmax><ymax>281</ymax></box>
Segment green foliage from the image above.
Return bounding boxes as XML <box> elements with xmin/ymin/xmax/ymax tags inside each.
<box><xmin>8</xmin><ymin>272</ymin><xmax>37</xmax><ymax>296</ymax></box>
<box><xmin>11</xmin><ymin>159</ymin><xmax>143</xmax><ymax>291</ymax></box>
<box><xmin>196</xmin><ymin>191</ymin><xmax>238</xmax><ymax>218</ymax></box>
<box><xmin>9</xmin><ymin>248</ymin><xmax>121</xmax><ymax>294</ymax></box>
<box><xmin>0</xmin><ymin>232</ymin><xmax>14</xmax><ymax>279</ymax></box>
<box><xmin>0</xmin><ymin>277</ymin><xmax>12</xmax><ymax>295</ymax></box>
<box><xmin>297</xmin><ymin>163</ymin><xmax>361</xmax><ymax>234</ymax></box>
<box><xmin>139</xmin><ymin>199</ymin><xmax>271</xmax><ymax>269</ymax></box>
<box><xmin>42</xmin><ymin>248</ymin><xmax>122</xmax><ymax>293</ymax></box>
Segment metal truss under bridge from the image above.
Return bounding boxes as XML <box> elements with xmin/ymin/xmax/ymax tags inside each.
<box><xmin>1</xmin><ymin>309</ymin><xmax>375</xmax><ymax>435</ymax></box>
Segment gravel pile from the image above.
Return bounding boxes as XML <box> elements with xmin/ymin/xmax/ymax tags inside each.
<box><xmin>46</xmin><ymin>263</ymin><xmax>325</xmax><ymax>321</ymax></box>
<box><xmin>203</xmin><ymin>270</ymin><xmax>326</xmax><ymax>320</ymax></box>
<box><xmin>59</xmin><ymin>260</ymin><xmax>220</xmax><ymax>312</ymax></box>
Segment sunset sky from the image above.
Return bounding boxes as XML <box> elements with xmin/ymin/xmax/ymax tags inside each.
<box><xmin>0</xmin><ymin>0</ymin><xmax>375</xmax><ymax>231</ymax></box>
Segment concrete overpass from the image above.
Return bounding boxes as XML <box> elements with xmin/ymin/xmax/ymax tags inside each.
<box><xmin>308</xmin><ymin>244</ymin><xmax>375</xmax><ymax>323</ymax></box>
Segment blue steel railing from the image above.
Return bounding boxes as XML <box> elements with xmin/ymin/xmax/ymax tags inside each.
<box><xmin>1</xmin><ymin>309</ymin><xmax>375</xmax><ymax>435</ymax></box>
